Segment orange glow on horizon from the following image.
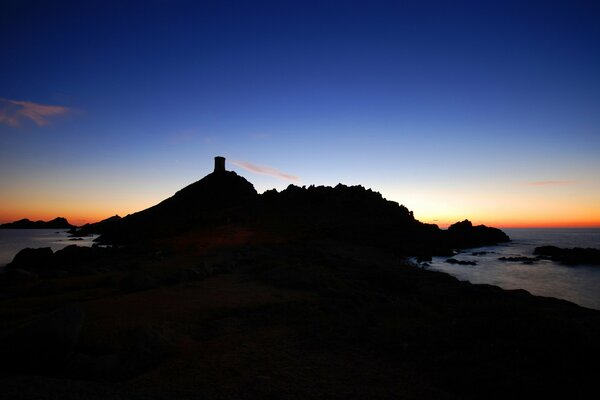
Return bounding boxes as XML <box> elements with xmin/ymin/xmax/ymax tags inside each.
<box><xmin>2</xmin><ymin>209</ymin><xmax>599</xmax><ymax>230</ymax></box>
<box><xmin>428</xmin><ymin>220</ymin><xmax>600</xmax><ymax>229</ymax></box>
<box><xmin>2</xmin><ymin>184</ymin><xmax>599</xmax><ymax>229</ymax></box>
<box><xmin>0</xmin><ymin>212</ymin><xmax>118</xmax><ymax>227</ymax></box>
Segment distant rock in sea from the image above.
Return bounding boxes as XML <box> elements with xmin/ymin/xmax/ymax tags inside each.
<box><xmin>0</xmin><ymin>217</ymin><xmax>74</xmax><ymax>229</ymax></box>
<box><xmin>446</xmin><ymin>219</ymin><xmax>510</xmax><ymax>248</ymax></box>
<box><xmin>445</xmin><ymin>258</ymin><xmax>477</xmax><ymax>266</ymax></box>
<box><xmin>534</xmin><ymin>246</ymin><xmax>600</xmax><ymax>265</ymax></box>
<box><xmin>498</xmin><ymin>256</ymin><xmax>540</xmax><ymax>264</ymax></box>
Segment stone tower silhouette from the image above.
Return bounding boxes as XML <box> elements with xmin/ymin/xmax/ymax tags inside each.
<box><xmin>214</xmin><ymin>156</ymin><xmax>226</xmax><ymax>172</ymax></box>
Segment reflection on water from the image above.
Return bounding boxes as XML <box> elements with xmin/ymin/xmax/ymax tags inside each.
<box><xmin>0</xmin><ymin>229</ymin><xmax>98</xmax><ymax>267</ymax></box>
<box><xmin>426</xmin><ymin>228</ymin><xmax>600</xmax><ymax>310</ymax></box>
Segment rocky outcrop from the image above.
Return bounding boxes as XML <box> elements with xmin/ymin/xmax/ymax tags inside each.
<box><xmin>498</xmin><ymin>256</ymin><xmax>540</xmax><ymax>264</ymax></box>
<box><xmin>87</xmin><ymin>170</ymin><xmax>509</xmax><ymax>255</ymax></box>
<box><xmin>8</xmin><ymin>247</ymin><xmax>54</xmax><ymax>269</ymax></box>
<box><xmin>534</xmin><ymin>246</ymin><xmax>600</xmax><ymax>265</ymax></box>
<box><xmin>446</xmin><ymin>219</ymin><xmax>510</xmax><ymax>248</ymax></box>
<box><xmin>95</xmin><ymin>170</ymin><xmax>258</xmax><ymax>243</ymax></box>
<box><xmin>445</xmin><ymin>258</ymin><xmax>477</xmax><ymax>265</ymax></box>
<box><xmin>5</xmin><ymin>245</ymin><xmax>120</xmax><ymax>278</ymax></box>
<box><xmin>70</xmin><ymin>215</ymin><xmax>121</xmax><ymax>237</ymax></box>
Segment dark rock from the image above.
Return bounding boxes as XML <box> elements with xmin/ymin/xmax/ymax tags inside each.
<box><xmin>6</xmin><ymin>245</ymin><xmax>115</xmax><ymax>278</ymax></box>
<box><xmin>446</xmin><ymin>219</ymin><xmax>510</xmax><ymax>248</ymax></box>
<box><xmin>498</xmin><ymin>256</ymin><xmax>540</xmax><ymax>263</ymax></box>
<box><xmin>97</xmin><ymin>169</ymin><xmax>258</xmax><ymax>244</ymax></box>
<box><xmin>8</xmin><ymin>247</ymin><xmax>54</xmax><ymax>270</ymax></box>
<box><xmin>71</xmin><ymin>215</ymin><xmax>121</xmax><ymax>237</ymax></box>
<box><xmin>534</xmin><ymin>246</ymin><xmax>600</xmax><ymax>265</ymax></box>
<box><xmin>54</xmin><ymin>245</ymin><xmax>96</xmax><ymax>266</ymax></box>
<box><xmin>445</xmin><ymin>258</ymin><xmax>477</xmax><ymax>266</ymax></box>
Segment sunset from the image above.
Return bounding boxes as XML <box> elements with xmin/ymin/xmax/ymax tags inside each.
<box><xmin>1</xmin><ymin>1</ymin><xmax>599</xmax><ymax>398</ymax></box>
<box><xmin>1</xmin><ymin>1</ymin><xmax>599</xmax><ymax>228</ymax></box>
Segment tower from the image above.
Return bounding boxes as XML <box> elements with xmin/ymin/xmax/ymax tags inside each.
<box><xmin>214</xmin><ymin>156</ymin><xmax>226</xmax><ymax>172</ymax></box>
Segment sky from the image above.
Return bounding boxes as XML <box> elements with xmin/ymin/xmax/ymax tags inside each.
<box><xmin>1</xmin><ymin>0</ymin><xmax>599</xmax><ymax>227</ymax></box>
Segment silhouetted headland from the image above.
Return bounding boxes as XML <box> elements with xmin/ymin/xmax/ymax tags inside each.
<box><xmin>1</xmin><ymin>157</ymin><xmax>598</xmax><ymax>400</ymax></box>
<box><xmin>0</xmin><ymin>217</ymin><xmax>74</xmax><ymax>229</ymax></box>
<box><xmin>77</xmin><ymin>156</ymin><xmax>509</xmax><ymax>257</ymax></box>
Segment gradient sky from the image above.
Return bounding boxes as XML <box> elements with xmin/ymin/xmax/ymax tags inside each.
<box><xmin>1</xmin><ymin>0</ymin><xmax>599</xmax><ymax>227</ymax></box>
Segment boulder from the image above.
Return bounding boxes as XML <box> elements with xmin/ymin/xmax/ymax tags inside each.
<box><xmin>445</xmin><ymin>258</ymin><xmax>477</xmax><ymax>266</ymax></box>
<box><xmin>498</xmin><ymin>256</ymin><xmax>540</xmax><ymax>263</ymax></box>
<box><xmin>8</xmin><ymin>247</ymin><xmax>53</xmax><ymax>270</ymax></box>
<box><xmin>446</xmin><ymin>219</ymin><xmax>510</xmax><ymax>248</ymax></box>
<box><xmin>534</xmin><ymin>246</ymin><xmax>600</xmax><ymax>265</ymax></box>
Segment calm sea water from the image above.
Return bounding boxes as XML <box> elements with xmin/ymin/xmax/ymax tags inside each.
<box><xmin>426</xmin><ymin>228</ymin><xmax>600</xmax><ymax>310</ymax></box>
<box><xmin>0</xmin><ymin>229</ymin><xmax>97</xmax><ymax>268</ymax></box>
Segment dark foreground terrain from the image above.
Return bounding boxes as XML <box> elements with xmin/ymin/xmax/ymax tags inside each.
<box><xmin>1</xmin><ymin>231</ymin><xmax>599</xmax><ymax>399</ymax></box>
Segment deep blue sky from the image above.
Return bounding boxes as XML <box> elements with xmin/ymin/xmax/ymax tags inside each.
<box><xmin>1</xmin><ymin>0</ymin><xmax>599</xmax><ymax>226</ymax></box>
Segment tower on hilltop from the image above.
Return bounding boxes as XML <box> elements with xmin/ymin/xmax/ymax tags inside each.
<box><xmin>214</xmin><ymin>156</ymin><xmax>226</xmax><ymax>172</ymax></box>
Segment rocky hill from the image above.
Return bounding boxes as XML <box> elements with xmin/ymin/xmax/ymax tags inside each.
<box><xmin>81</xmin><ymin>158</ymin><xmax>508</xmax><ymax>256</ymax></box>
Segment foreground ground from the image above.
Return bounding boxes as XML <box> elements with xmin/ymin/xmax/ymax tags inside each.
<box><xmin>1</xmin><ymin>228</ymin><xmax>599</xmax><ymax>399</ymax></box>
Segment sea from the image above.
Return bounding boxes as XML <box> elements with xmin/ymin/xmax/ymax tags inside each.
<box><xmin>0</xmin><ymin>229</ymin><xmax>97</xmax><ymax>268</ymax></box>
<box><xmin>425</xmin><ymin>228</ymin><xmax>600</xmax><ymax>310</ymax></box>
<box><xmin>1</xmin><ymin>228</ymin><xmax>599</xmax><ymax>310</ymax></box>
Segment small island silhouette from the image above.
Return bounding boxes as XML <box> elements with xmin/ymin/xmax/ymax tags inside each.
<box><xmin>1</xmin><ymin>156</ymin><xmax>599</xmax><ymax>399</ymax></box>
<box><xmin>0</xmin><ymin>217</ymin><xmax>74</xmax><ymax>229</ymax></box>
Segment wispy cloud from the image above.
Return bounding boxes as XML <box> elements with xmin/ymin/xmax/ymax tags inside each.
<box><xmin>231</xmin><ymin>160</ymin><xmax>299</xmax><ymax>182</ymax></box>
<box><xmin>0</xmin><ymin>98</ymin><xmax>71</xmax><ymax>127</ymax></box>
<box><xmin>526</xmin><ymin>180</ymin><xmax>575</xmax><ymax>186</ymax></box>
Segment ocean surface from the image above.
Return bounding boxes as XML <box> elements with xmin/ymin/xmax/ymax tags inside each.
<box><xmin>425</xmin><ymin>228</ymin><xmax>600</xmax><ymax>310</ymax></box>
<box><xmin>0</xmin><ymin>229</ymin><xmax>97</xmax><ymax>268</ymax></box>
